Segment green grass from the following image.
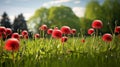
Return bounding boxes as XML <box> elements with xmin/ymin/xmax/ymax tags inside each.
<box><xmin>0</xmin><ymin>35</ymin><xmax>120</xmax><ymax>67</ymax></box>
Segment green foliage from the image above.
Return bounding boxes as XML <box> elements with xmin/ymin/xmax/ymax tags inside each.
<box><xmin>29</xmin><ymin>6</ymin><xmax>80</xmax><ymax>33</ymax></box>
<box><xmin>13</xmin><ymin>14</ymin><xmax>28</xmax><ymax>33</ymax></box>
<box><xmin>0</xmin><ymin>35</ymin><xmax>120</xmax><ymax>67</ymax></box>
<box><xmin>79</xmin><ymin>17</ymin><xmax>92</xmax><ymax>34</ymax></box>
<box><xmin>85</xmin><ymin>0</ymin><xmax>102</xmax><ymax>20</ymax></box>
<box><xmin>48</xmin><ymin>6</ymin><xmax>80</xmax><ymax>29</ymax></box>
<box><xmin>84</xmin><ymin>0</ymin><xmax>120</xmax><ymax>33</ymax></box>
<box><xmin>0</xmin><ymin>12</ymin><xmax>11</xmax><ymax>28</ymax></box>
<box><xmin>28</xmin><ymin>7</ymin><xmax>49</xmax><ymax>32</ymax></box>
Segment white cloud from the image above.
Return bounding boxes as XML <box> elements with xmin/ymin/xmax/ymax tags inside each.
<box><xmin>74</xmin><ymin>1</ymin><xmax>80</xmax><ymax>4</ymax></box>
<box><xmin>4</xmin><ymin>0</ymin><xmax>33</xmax><ymax>4</ymax></box>
<box><xmin>72</xmin><ymin>7</ymin><xmax>85</xmax><ymax>17</ymax></box>
<box><xmin>1</xmin><ymin>13</ymin><xmax>33</xmax><ymax>24</ymax></box>
<box><xmin>0</xmin><ymin>16</ymin><xmax>1</xmax><ymax>19</ymax></box>
<box><xmin>9</xmin><ymin>15</ymin><xmax>15</xmax><ymax>24</ymax></box>
<box><xmin>42</xmin><ymin>0</ymin><xmax>71</xmax><ymax>7</ymax></box>
<box><xmin>0</xmin><ymin>16</ymin><xmax>2</xmax><ymax>22</ymax></box>
<box><xmin>23</xmin><ymin>13</ymin><xmax>33</xmax><ymax>20</ymax></box>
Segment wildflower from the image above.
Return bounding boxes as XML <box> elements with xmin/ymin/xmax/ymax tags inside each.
<box><xmin>61</xmin><ymin>26</ymin><xmax>71</xmax><ymax>34</ymax></box>
<box><xmin>0</xmin><ymin>26</ymin><xmax>6</xmax><ymax>33</ymax></box>
<box><xmin>6</xmin><ymin>28</ymin><xmax>12</xmax><ymax>35</ymax></box>
<box><xmin>102</xmin><ymin>33</ymin><xmax>112</xmax><ymax>42</ymax></box>
<box><xmin>88</xmin><ymin>28</ymin><xmax>94</xmax><ymax>35</ymax></box>
<box><xmin>24</xmin><ymin>35</ymin><xmax>28</xmax><ymax>39</ymax></box>
<box><xmin>52</xmin><ymin>30</ymin><xmax>62</xmax><ymax>39</ymax></box>
<box><xmin>71</xmin><ymin>29</ymin><xmax>76</xmax><ymax>34</ymax></box>
<box><xmin>39</xmin><ymin>24</ymin><xmax>47</xmax><ymax>31</ymax></box>
<box><xmin>21</xmin><ymin>30</ymin><xmax>28</xmax><ymax>36</ymax></box>
<box><xmin>92</xmin><ymin>20</ymin><xmax>103</xmax><ymax>29</ymax></box>
<box><xmin>11</xmin><ymin>33</ymin><xmax>20</xmax><ymax>40</ymax></box>
<box><xmin>34</xmin><ymin>34</ymin><xmax>40</xmax><ymax>38</ymax></box>
<box><xmin>81</xmin><ymin>39</ymin><xmax>85</xmax><ymax>43</ymax></box>
<box><xmin>47</xmin><ymin>29</ymin><xmax>53</xmax><ymax>34</ymax></box>
<box><xmin>61</xmin><ymin>36</ymin><xmax>68</xmax><ymax>43</ymax></box>
<box><xmin>4</xmin><ymin>38</ymin><xmax>20</xmax><ymax>51</ymax></box>
<box><xmin>115</xmin><ymin>26</ymin><xmax>120</xmax><ymax>33</ymax></box>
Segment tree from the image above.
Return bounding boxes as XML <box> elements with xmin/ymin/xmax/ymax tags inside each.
<box><xmin>48</xmin><ymin>6</ymin><xmax>80</xmax><ymax>30</ymax></box>
<box><xmin>85</xmin><ymin>0</ymin><xmax>120</xmax><ymax>33</ymax></box>
<box><xmin>12</xmin><ymin>14</ymin><xmax>28</xmax><ymax>33</ymax></box>
<box><xmin>79</xmin><ymin>17</ymin><xmax>92</xmax><ymax>34</ymax></box>
<box><xmin>85</xmin><ymin>0</ymin><xmax>102</xmax><ymax>20</ymax></box>
<box><xmin>0</xmin><ymin>12</ymin><xmax>11</xmax><ymax>28</ymax></box>
<box><xmin>28</xmin><ymin>7</ymin><xmax>49</xmax><ymax>32</ymax></box>
<box><xmin>29</xmin><ymin>6</ymin><xmax>80</xmax><ymax>33</ymax></box>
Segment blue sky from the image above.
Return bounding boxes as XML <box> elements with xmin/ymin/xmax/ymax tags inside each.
<box><xmin>0</xmin><ymin>0</ymin><xmax>103</xmax><ymax>22</ymax></box>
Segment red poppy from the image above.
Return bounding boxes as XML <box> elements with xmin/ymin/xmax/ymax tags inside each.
<box><xmin>23</xmin><ymin>35</ymin><xmax>28</xmax><ymax>39</ymax></box>
<box><xmin>6</xmin><ymin>28</ymin><xmax>12</xmax><ymax>35</ymax></box>
<box><xmin>115</xmin><ymin>26</ymin><xmax>120</xmax><ymax>33</ymax></box>
<box><xmin>52</xmin><ymin>30</ymin><xmax>62</xmax><ymax>39</ymax></box>
<box><xmin>21</xmin><ymin>30</ymin><xmax>28</xmax><ymax>36</ymax></box>
<box><xmin>71</xmin><ymin>29</ymin><xmax>76</xmax><ymax>34</ymax></box>
<box><xmin>81</xmin><ymin>39</ymin><xmax>85</xmax><ymax>43</ymax></box>
<box><xmin>102</xmin><ymin>33</ymin><xmax>112</xmax><ymax>42</ymax></box>
<box><xmin>61</xmin><ymin>36</ymin><xmax>68</xmax><ymax>43</ymax></box>
<box><xmin>0</xmin><ymin>33</ymin><xmax>2</xmax><ymax>39</ymax></box>
<box><xmin>92</xmin><ymin>20</ymin><xmax>103</xmax><ymax>29</ymax></box>
<box><xmin>19</xmin><ymin>35</ymin><xmax>23</xmax><ymax>39</ymax></box>
<box><xmin>34</xmin><ymin>34</ymin><xmax>40</xmax><ymax>38</ymax></box>
<box><xmin>54</xmin><ymin>27</ymin><xmax>59</xmax><ymax>30</ymax></box>
<box><xmin>0</xmin><ymin>32</ymin><xmax>6</xmax><ymax>39</ymax></box>
<box><xmin>39</xmin><ymin>24</ymin><xmax>47</xmax><ymax>31</ymax></box>
<box><xmin>47</xmin><ymin>29</ymin><xmax>53</xmax><ymax>34</ymax></box>
<box><xmin>0</xmin><ymin>26</ymin><xmax>6</xmax><ymax>33</ymax></box>
<box><xmin>88</xmin><ymin>28</ymin><xmax>94</xmax><ymax>35</ymax></box>
<box><xmin>11</xmin><ymin>33</ymin><xmax>20</xmax><ymax>40</ymax></box>
<box><xmin>4</xmin><ymin>38</ymin><xmax>20</xmax><ymax>51</ymax></box>
<box><xmin>61</xmin><ymin>26</ymin><xmax>71</xmax><ymax>34</ymax></box>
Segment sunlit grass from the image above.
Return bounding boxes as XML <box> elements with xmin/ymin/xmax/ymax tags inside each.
<box><xmin>0</xmin><ymin>35</ymin><xmax>120</xmax><ymax>67</ymax></box>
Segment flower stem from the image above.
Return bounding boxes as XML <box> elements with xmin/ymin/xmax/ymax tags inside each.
<box><xmin>12</xmin><ymin>51</ymin><xmax>15</xmax><ymax>64</ymax></box>
<box><xmin>43</xmin><ymin>31</ymin><xmax>45</xmax><ymax>39</ymax></box>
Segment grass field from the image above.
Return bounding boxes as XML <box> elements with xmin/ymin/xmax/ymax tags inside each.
<box><xmin>0</xmin><ymin>34</ymin><xmax>120</xmax><ymax>67</ymax></box>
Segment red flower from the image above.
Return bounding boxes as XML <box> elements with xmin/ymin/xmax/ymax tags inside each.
<box><xmin>54</xmin><ymin>27</ymin><xmax>59</xmax><ymax>30</ymax></box>
<box><xmin>115</xmin><ymin>26</ymin><xmax>120</xmax><ymax>33</ymax></box>
<box><xmin>88</xmin><ymin>28</ymin><xmax>94</xmax><ymax>35</ymax></box>
<box><xmin>102</xmin><ymin>33</ymin><xmax>112</xmax><ymax>42</ymax></box>
<box><xmin>23</xmin><ymin>35</ymin><xmax>28</xmax><ymax>39</ymax></box>
<box><xmin>0</xmin><ymin>26</ymin><xmax>6</xmax><ymax>33</ymax></box>
<box><xmin>6</xmin><ymin>28</ymin><xmax>12</xmax><ymax>35</ymax></box>
<box><xmin>39</xmin><ymin>24</ymin><xmax>47</xmax><ymax>31</ymax></box>
<box><xmin>21</xmin><ymin>30</ymin><xmax>28</xmax><ymax>36</ymax></box>
<box><xmin>19</xmin><ymin>35</ymin><xmax>23</xmax><ymax>39</ymax></box>
<box><xmin>81</xmin><ymin>39</ymin><xmax>85</xmax><ymax>43</ymax></box>
<box><xmin>71</xmin><ymin>29</ymin><xmax>76</xmax><ymax>34</ymax></box>
<box><xmin>47</xmin><ymin>29</ymin><xmax>53</xmax><ymax>34</ymax></box>
<box><xmin>0</xmin><ymin>33</ymin><xmax>2</xmax><ymax>39</ymax></box>
<box><xmin>61</xmin><ymin>26</ymin><xmax>71</xmax><ymax>34</ymax></box>
<box><xmin>61</xmin><ymin>36</ymin><xmax>68</xmax><ymax>43</ymax></box>
<box><xmin>4</xmin><ymin>38</ymin><xmax>20</xmax><ymax>51</ymax></box>
<box><xmin>92</xmin><ymin>20</ymin><xmax>103</xmax><ymax>29</ymax></box>
<box><xmin>52</xmin><ymin>30</ymin><xmax>62</xmax><ymax>39</ymax></box>
<box><xmin>34</xmin><ymin>34</ymin><xmax>40</xmax><ymax>38</ymax></box>
<box><xmin>11</xmin><ymin>33</ymin><xmax>20</xmax><ymax>40</ymax></box>
<box><xmin>0</xmin><ymin>32</ymin><xmax>6</xmax><ymax>39</ymax></box>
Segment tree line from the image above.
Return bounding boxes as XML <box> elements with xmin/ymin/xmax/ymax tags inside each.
<box><xmin>0</xmin><ymin>12</ymin><xmax>28</xmax><ymax>33</ymax></box>
<box><xmin>29</xmin><ymin>0</ymin><xmax>120</xmax><ymax>35</ymax></box>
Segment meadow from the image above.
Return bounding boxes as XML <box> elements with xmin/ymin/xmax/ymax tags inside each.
<box><xmin>0</xmin><ymin>20</ymin><xmax>120</xmax><ymax>67</ymax></box>
<box><xmin>0</xmin><ymin>34</ymin><xmax>120</xmax><ymax>67</ymax></box>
